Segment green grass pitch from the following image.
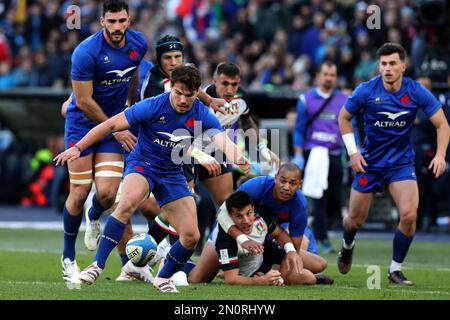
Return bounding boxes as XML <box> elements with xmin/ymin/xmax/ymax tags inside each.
<box><xmin>0</xmin><ymin>228</ymin><xmax>449</xmax><ymax>300</ymax></box>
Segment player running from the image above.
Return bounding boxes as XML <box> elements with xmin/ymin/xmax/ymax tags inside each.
<box><xmin>54</xmin><ymin>64</ymin><xmax>250</xmax><ymax>293</ymax></box>
<box><xmin>337</xmin><ymin>42</ymin><xmax>449</xmax><ymax>285</ymax></box>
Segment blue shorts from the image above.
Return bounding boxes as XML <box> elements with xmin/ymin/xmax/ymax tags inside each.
<box><xmin>65</xmin><ymin>124</ymin><xmax>122</xmax><ymax>157</ymax></box>
<box><xmin>352</xmin><ymin>165</ymin><xmax>417</xmax><ymax>193</ymax></box>
<box><xmin>124</xmin><ymin>159</ymin><xmax>193</xmax><ymax>207</ymax></box>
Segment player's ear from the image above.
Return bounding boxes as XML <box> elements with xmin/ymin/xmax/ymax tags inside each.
<box><xmin>100</xmin><ymin>16</ymin><xmax>105</xmax><ymax>28</ymax></box>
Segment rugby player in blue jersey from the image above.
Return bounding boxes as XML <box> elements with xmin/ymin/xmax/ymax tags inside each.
<box><xmin>54</xmin><ymin>64</ymin><xmax>250</xmax><ymax>293</ymax></box>
<box><xmin>337</xmin><ymin>43</ymin><xmax>449</xmax><ymax>285</ymax></box>
<box><xmin>188</xmin><ymin>191</ymin><xmax>315</xmax><ymax>286</ymax></box>
<box><xmin>60</xmin><ymin>0</ymin><xmax>147</xmax><ymax>289</ymax></box>
<box><xmin>215</xmin><ymin>164</ymin><xmax>331</xmax><ymax>281</ymax></box>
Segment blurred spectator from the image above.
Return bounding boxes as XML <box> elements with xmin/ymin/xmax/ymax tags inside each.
<box><xmin>0</xmin><ymin>30</ymin><xmax>11</xmax><ymax>63</ymax></box>
<box><xmin>354</xmin><ymin>50</ymin><xmax>377</xmax><ymax>84</ymax></box>
<box><xmin>0</xmin><ymin>60</ymin><xmax>15</xmax><ymax>90</ymax></box>
<box><xmin>12</xmin><ymin>57</ymin><xmax>37</xmax><ymax>87</ymax></box>
<box><xmin>293</xmin><ymin>61</ymin><xmax>347</xmax><ymax>253</ymax></box>
<box><xmin>0</xmin><ymin>0</ymin><xmax>446</xmax><ymax>94</ymax></box>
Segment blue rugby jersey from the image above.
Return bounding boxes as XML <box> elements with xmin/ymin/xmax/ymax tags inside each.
<box><xmin>345</xmin><ymin>75</ymin><xmax>441</xmax><ymax>170</ymax></box>
<box><xmin>238</xmin><ymin>176</ymin><xmax>308</xmax><ymax>238</ymax></box>
<box><xmin>124</xmin><ymin>92</ymin><xmax>223</xmax><ymax>174</ymax></box>
<box><xmin>67</xmin><ymin>29</ymin><xmax>147</xmax><ymax>134</ymax></box>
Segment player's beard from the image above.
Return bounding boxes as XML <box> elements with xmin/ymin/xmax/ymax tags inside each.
<box><xmin>106</xmin><ymin>28</ymin><xmax>126</xmax><ymax>45</ymax></box>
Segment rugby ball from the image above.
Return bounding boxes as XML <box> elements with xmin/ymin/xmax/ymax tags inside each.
<box><xmin>126</xmin><ymin>233</ymin><xmax>157</xmax><ymax>267</ymax></box>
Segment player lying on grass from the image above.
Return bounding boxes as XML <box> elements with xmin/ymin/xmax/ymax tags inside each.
<box><xmin>216</xmin><ymin>164</ymin><xmax>331</xmax><ymax>278</ymax></box>
<box><xmin>186</xmin><ymin>190</ymin><xmax>332</xmax><ymax>285</ymax></box>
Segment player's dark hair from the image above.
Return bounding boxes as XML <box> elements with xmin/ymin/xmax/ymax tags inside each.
<box><xmin>376</xmin><ymin>42</ymin><xmax>406</xmax><ymax>61</ymax></box>
<box><xmin>156</xmin><ymin>35</ymin><xmax>184</xmax><ymax>66</ymax></box>
<box><xmin>214</xmin><ymin>61</ymin><xmax>241</xmax><ymax>78</ymax></box>
<box><xmin>170</xmin><ymin>64</ymin><xmax>202</xmax><ymax>92</ymax></box>
<box><xmin>102</xmin><ymin>0</ymin><xmax>129</xmax><ymax>15</ymax></box>
<box><xmin>317</xmin><ymin>60</ymin><xmax>337</xmax><ymax>73</ymax></box>
<box><xmin>225</xmin><ymin>191</ymin><xmax>253</xmax><ymax>214</ymax></box>
<box><xmin>277</xmin><ymin>163</ymin><xmax>302</xmax><ymax>180</ymax></box>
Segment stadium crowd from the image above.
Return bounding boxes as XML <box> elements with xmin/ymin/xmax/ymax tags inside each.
<box><xmin>0</xmin><ymin>0</ymin><xmax>449</xmax><ymax>236</ymax></box>
<box><xmin>0</xmin><ymin>0</ymin><xmax>448</xmax><ymax>91</ymax></box>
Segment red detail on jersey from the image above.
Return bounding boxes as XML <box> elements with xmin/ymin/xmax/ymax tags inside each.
<box><xmin>129</xmin><ymin>50</ymin><xmax>138</xmax><ymax>60</ymax></box>
<box><xmin>69</xmin><ymin>141</ymin><xmax>77</xmax><ymax>148</ymax></box>
<box><xmin>400</xmin><ymin>94</ymin><xmax>409</xmax><ymax>104</ymax></box>
<box><xmin>134</xmin><ymin>166</ymin><xmax>144</xmax><ymax>172</ymax></box>
<box><xmin>358</xmin><ymin>176</ymin><xmax>368</xmax><ymax>188</ymax></box>
<box><xmin>277</xmin><ymin>212</ymin><xmax>289</xmax><ymax>220</ymax></box>
<box><xmin>186</xmin><ymin>118</ymin><xmax>196</xmax><ymax>128</ymax></box>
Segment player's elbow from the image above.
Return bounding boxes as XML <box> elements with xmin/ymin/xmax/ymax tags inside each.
<box><xmin>338</xmin><ymin>107</ymin><xmax>352</xmax><ymax>126</ymax></box>
<box><xmin>76</xmin><ymin>95</ymin><xmax>91</xmax><ymax>112</ymax></box>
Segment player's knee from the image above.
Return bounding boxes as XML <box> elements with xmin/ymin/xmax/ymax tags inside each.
<box><xmin>317</xmin><ymin>256</ymin><xmax>328</xmax><ymax>272</ymax></box>
<box><xmin>347</xmin><ymin>216</ymin><xmax>364</xmax><ymax>230</ymax></box>
<box><xmin>96</xmin><ymin>189</ymin><xmax>117</xmax><ymax>209</ymax></box>
<box><xmin>69</xmin><ymin>185</ymin><xmax>91</xmax><ymax>208</ymax></box>
<box><xmin>181</xmin><ymin>230</ymin><xmax>200</xmax><ymax>249</ymax></box>
<box><xmin>400</xmin><ymin>209</ymin><xmax>417</xmax><ymax>227</ymax></box>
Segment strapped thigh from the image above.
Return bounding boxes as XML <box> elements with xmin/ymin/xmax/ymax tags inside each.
<box><xmin>94</xmin><ymin>161</ymin><xmax>124</xmax><ymax>178</ymax></box>
<box><xmin>69</xmin><ymin>169</ymin><xmax>93</xmax><ymax>185</ymax></box>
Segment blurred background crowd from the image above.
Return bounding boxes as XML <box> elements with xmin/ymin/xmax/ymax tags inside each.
<box><xmin>0</xmin><ymin>0</ymin><xmax>449</xmax><ymax>91</ymax></box>
<box><xmin>0</xmin><ymin>0</ymin><xmax>449</xmax><ymax>236</ymax></box>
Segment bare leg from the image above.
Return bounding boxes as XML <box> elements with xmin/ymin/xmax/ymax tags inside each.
<box><xmin>188</xmin><ymin>242</ymin><xmax>220</xmax><ymax>283</ymax></box>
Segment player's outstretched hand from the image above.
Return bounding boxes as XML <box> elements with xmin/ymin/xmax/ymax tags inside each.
<box><xmin>209</xmin><ymin>97</ymin><xmax>227</xmax><ymax>115</ymax></box>
<box><xmin>241</xmin><ymin>239</ymin><xmax>264</xmax><ymax>255</ymax></box>
<box><xmin>285</xmin><ymin>251</ymin><xmax>303</xmax><ymax>275</ymax></box>
<box><xmin>350</xmin><ymin>152</ymin><xmax>367</xmax><ymax>173</ymax></box>
<box><xmin>53</xmin><ymin>146</ymin><xmax>80</xmax><ymax>166</ymax></box>
<box><xmin>114</xmin><ymin>130</ymin><xmax>137</xmax><ymax>152</ymax></box>
<box><xmin>428</xmin><ymin>154</ymin><xmax>446</xmax><ymax>178</ymax></box>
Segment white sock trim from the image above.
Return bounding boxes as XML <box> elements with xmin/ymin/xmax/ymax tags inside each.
<box><xmin>342</xmin><ymin>239</ymin><xmax>355</xmax><ymax>249</ymax></box>
<box><xmin>390</xmin><ymin>261</ymin><xmax>402</xmax><ymax>273</ymax></box>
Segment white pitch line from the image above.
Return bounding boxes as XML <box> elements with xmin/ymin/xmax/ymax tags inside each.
<box><xmin>332</xmin><ymin>286</ymin><xmax>450</xmax><ymax>296</ymax></box>
<box><xmin>333</xmin><ymin>263</ymin><xmax>450</xmax><ymax>272</ymax></box>
<box><xmin>0</xmin><ymin>221</ymin><xmax>148</xmax><ymax>232</ymax></box>
<box><xmin>0</xmin><ymin>247</ymin><xmax>92</xmax><ymax>255</ymax></box>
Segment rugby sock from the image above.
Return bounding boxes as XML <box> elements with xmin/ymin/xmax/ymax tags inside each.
<box><xmin>343</xmin><ymin>229</ymin><xmax>357</xmax><ymax>248</ymax></box>
<box><xmin>157</xmin><ymin>240</ymin><xmax>194</xmax><ymax>279</ymax></box>
<box><xmin>181</xmin><ymin>259</ymin><xmax>196</xmax><ymax>276</ymax></box>
<box><xmin>390</xmin><ymin>229</ymin><xmax>414</xmax><ymax>272</ymax></box>
<box><xmin>88</xmin><ymin>193</ymin><xmax>108</xmax><ymax>221</ymax></box>
<box><xmin>148</xmin><ymin>222</ymin><xmax>168</xmax><ymax>244</ymax></box>
<box><xmin>94</xmin><ymin>216</ymin><xmax>126</xmax><ymax>269</ymax></box>
<box><xmin>169</xmin><ymin>234</ymin><xmax>180</xmax><ymax>245</ymax></box>
<box><xmin>148</xmin><ymin>214</ymin><xmax>171</xmax><ymax>244</ymax></box>
<box><xmin>63</xmin><ymin>205</ymin><xmax>83</xmax><ymax>261</ymax></box>
<box><xmin>119</xmin><ymin>253</ymin><xmax>129</xmax><ymax>266</ymax></box>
